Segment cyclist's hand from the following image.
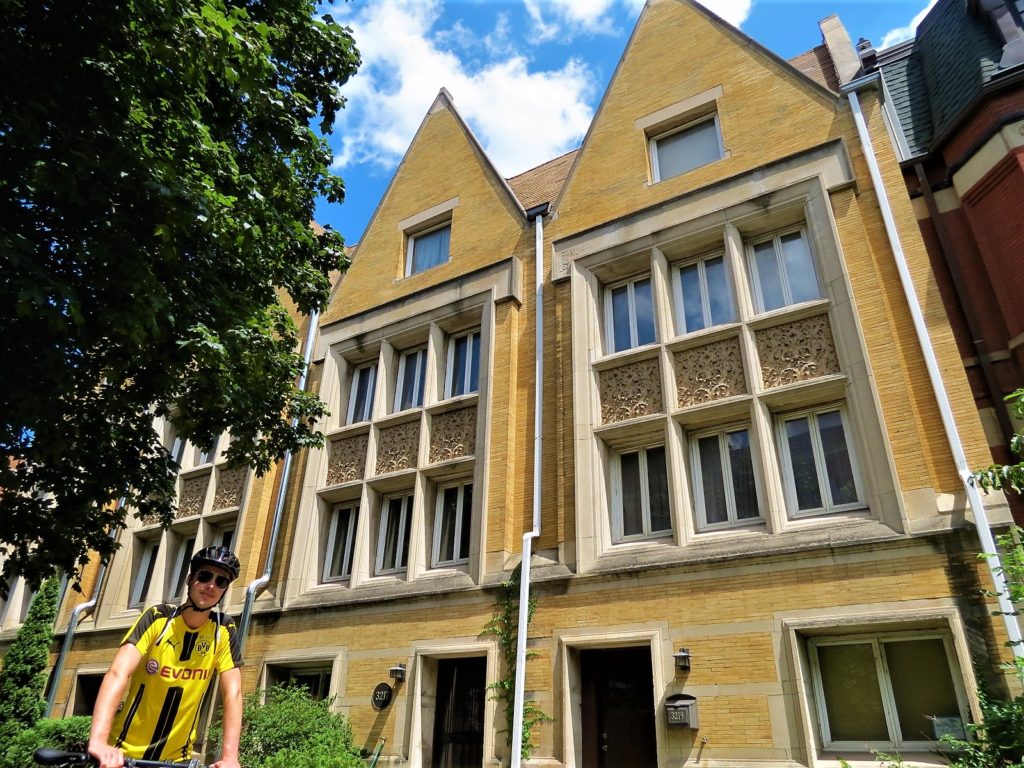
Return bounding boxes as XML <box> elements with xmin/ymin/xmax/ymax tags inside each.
<box><xmin>210</xmin><ymin>758</ymin><xmax>240</xmax><ymax>768</ymax></box>
<box><xmin>87</xmin><ymin>739</ymin><xmax>124</xmax><ymax>768</ymax></box>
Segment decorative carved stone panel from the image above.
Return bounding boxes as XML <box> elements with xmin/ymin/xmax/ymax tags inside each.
<box><xmin>756</xmin><ymin>314</ymin><xmax>840</xmax><ymax>388</ymax></box>
<box><xmin>177</xmin><ymin>473</ymin><xmax>210</xmax><ymax>519</ymax></box>
<box><xmin>599</xmin><ymin>358</ymin><xmax>664</xmax><ymax>424</ymax></box>
<box><xmin>429</xmin><ymin>407</ymin><xmax>477</xmax><ymax>463</ymax></box>
<box><xmin>674</xmin><ymin>337</ymin><xmax>747</xmax><ymax>407</ymax></box>
<box><xmin>213</xmin><ymin>466</ymin><xmax>247</xmax><ymax>510</ymax></box>
<box><xmin>376</xmin><ymin>422</ymin><xmax>420</xmax><ymax>475</ymax></box>
<box><xmin>326</xmin><ymin>434</ymin><xmax>368</xmax><ymax>485</ymax></box>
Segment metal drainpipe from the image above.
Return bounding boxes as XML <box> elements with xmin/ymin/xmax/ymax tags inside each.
<box><xmin>511</xmin><ymin>204</ymin><xmax>548</xmax><ymax>768</ymax></box>
<box><xmin>237</xmin><ymin>308</ymin><xmax>320</xmax><ymax>654</ymax></box>
<box><xmin>843</xmin><ymin>74</ymin><xmax>1024</xmax><ymax>657</ymax></box>
<box><xmin>47</xmin><ymin>521</ymin><xmax>122</xmax><ymax>715</ymax></box>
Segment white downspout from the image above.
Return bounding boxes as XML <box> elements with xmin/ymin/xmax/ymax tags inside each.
<box><xmin>237</xmin><ymin>308</ymin><xmax>320</xmax><ymax>653</ymax></box>
<box><xmin>511</xmin><ymin>205</ymin><xmax>548</xmax><ymax>767</ymax></box>
<box><xmin>843</xmin><ymin>74</ymin><xmax>1024</xmax><ymax>658</ymax></box>
<box><xmin>47</xmin><ymin>513</ymin><xmax>122</xmax><ymax>715</ymax></box>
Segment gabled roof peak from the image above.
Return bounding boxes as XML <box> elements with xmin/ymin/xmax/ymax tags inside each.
<box><xmin>428</xmin><ymin>87</ymin><xmax>456</xmax><ymax>114</ymax></box>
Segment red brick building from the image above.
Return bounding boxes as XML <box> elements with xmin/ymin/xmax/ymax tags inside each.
<box><xmin>868</xmin><ymin>0</ymin><xmax>1024</xmax><ymax>519</ymax></box>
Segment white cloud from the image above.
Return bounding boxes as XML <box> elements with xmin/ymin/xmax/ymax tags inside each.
<box><xmin>326</xmin><ymin>0</ymin><xmax>597</xmax><ymax>177</ymax></box>
<box><xmin>879</xmin><ymin>0</ymin><xmax>939</xmax><ymax>49</ymax></box>
<box><xmin>524</xmin><ymin>0</ymin><xmax>620</xmax><ymax>40</ymax></box>
<box><xmin>693</xmin><ymin>0</ymin><xmax>754</xmax><ymax>28</ymax></box>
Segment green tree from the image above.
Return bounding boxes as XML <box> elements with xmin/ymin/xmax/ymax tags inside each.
<box><xmin>209</xmin><ymin>684</ymin><xmax>363</xmax><ymax>768</ymax></box>
<box><xmin>973</xmin><ymin>388</ymin><xmax>1024</xmax><ymax>495</ymax></box>
<box><xmin>0</xmin><ymin>0</ymin><xmax>360</xmax><ymax>589</ymax></box>
<box><xmin>0</xmin><ymin>578</ymin><xmax>60</xmax><ymax>739</ymax></box>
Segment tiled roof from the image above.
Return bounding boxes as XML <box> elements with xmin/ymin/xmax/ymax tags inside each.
<box><xmin>878</xmin><ymin>0</ymin><xmax>1005</xmax><ymax>156</ymax></box>
<box><xmin>788</xmin><ymin>45</ymin><xmax>841</xmax><ymax>92</ymax></box>
<box><xmin>506</xmin><ymin>149</ymin><xmax>578</xmax><ymax>210</ymax></box>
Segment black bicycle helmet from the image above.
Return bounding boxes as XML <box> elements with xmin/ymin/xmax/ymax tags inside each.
<box><xmin>190</xmin><ymin>545</ymin><xmax>241</xmax><ymax>581</ymax></box>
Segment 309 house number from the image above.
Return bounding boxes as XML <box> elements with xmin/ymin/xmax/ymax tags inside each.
<box><xmin>372</xmin><ymin>682</ymin><xmax>393</xmax><ymax>710</ymax></box>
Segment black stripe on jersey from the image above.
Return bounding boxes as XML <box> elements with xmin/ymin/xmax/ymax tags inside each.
<box><xmin>222</xmin><ymin>617</ymin><xmax>243</xmax><ymax>668</ymax></box>
<box><xmin>179</xmin><ymin>631</ymin><xmax>198</xmax><ymax>661</ymax></box>
<box><xmin>143</xmin><ymin>686</ymin><xmax>183</xmax><ymax>761</ymax></box>
<box><xmin>114</xmin><ymin>684</ymin><xmax>146</xmax><ymax>749</ymax></box>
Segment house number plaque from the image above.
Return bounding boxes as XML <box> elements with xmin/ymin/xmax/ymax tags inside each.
<box><xmin>372</xmin><ymin>682</ymin><xmax>393</xmax><ymax>710</ymax></box>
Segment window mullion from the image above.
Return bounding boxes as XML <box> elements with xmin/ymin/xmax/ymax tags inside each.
<box><xmin>628</xmin><ymin>282</ymin><xmax>640</xmax><ymax>348</ymax></box>
<box><xmin>873</xmin><ymin>640</ymin><xmax>902</xmax><ymax>748</ymax></box>
<box><xmin>698</xmin><ymin>260</ymin><xmax>712</xmax><ymax>328</ymax></box>
<box><xmin>775</xmin><ymin>236</ymin><xmax>794</xmax><ymax>307</ymax></box>
<box><xmin>639</xmin><ymin>449</ymin><xmax>652</xmax><ymax>535</ymax></box>
<box><xmin>323</xmin><ymin>509</ymin><xmax>340</xmax><ymax>581</ymax></box>
<box><xmin>808</xmin><ymin>412</ymin><xmax>833</xmax><ymax>510</ymax></box>
<box><xmin>721</xmin><ymin>433</ymin><xmax>739</xmax><ymax>524</ymax></box>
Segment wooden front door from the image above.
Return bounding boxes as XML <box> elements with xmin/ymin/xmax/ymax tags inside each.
<box><xmin>431</xmin><ymin>657</ymin><xmax>486</xmax><ymax>768</ymax></box>
<box><xmin>581</xmin><ymin>647</ymin><xmax>658</xmax><ymax>768</ymax></box>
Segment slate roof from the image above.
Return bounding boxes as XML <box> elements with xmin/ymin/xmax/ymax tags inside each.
<box><xmin>877</xmin><ymin>0</ymin><xmax>1006</xmax><ymax>157</ymax></box>
<box><xmin>506</xmin><ymin>149</ymin><xmax>578</xmax><ymax>211</ymax></box>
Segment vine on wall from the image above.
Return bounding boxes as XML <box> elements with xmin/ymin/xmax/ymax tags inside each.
<box><xmin>483</xmin><ymin>565</ymin><xmax>552</xmax><ymax>762</ymax></box>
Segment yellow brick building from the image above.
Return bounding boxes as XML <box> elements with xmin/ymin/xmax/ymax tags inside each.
<box><xmin>35</xmin><ymin>2</ymin><xmax>1021</xmax><ymax>767</ymax></box>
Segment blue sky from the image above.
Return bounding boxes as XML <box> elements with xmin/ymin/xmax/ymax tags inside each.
<box><xmin>316</xmin><ymin>0</ymin><xmax>937</xmax><ymax>244</ymax></box>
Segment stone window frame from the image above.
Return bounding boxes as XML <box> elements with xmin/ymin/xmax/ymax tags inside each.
<box><xmin>807</xmin><ymin>630</ymin><xmax>969</xmax><ymax>752</ymax></box>
<box><xmin>671</xmin><ymin>248</ymin><xmax>737</xmax><ymax>335</ymax></box>
<box><xmin>128</xmin><ymin>535</ymin><xmax>161</xmax><ymax>609</ymax></box>
<box><xmin>375</xmin><ymin>490</ymin><xmax>415</xmax><ymax>576</ymax></box>
<box><xmin>637</xmin><ymin>85</ymin><xmax>731</xmax><ymax>187</ymax></box>
<box><xmin>444</xmin><ymin>328</ymin><xmax>482</xmax><ymax>399</ymax></box>
<box><xmin>689</xmin><ymin>420</ymin><xmax>765</xmax><ymax>531</ymax></box>
<box><xmin>563</xmin><ymin>172</ymin><xmax>903</xmax><ymax>574</ymax></box>
<box><xmin>346</xmin><ymin>361</ymin><xmax>379</xmax><ymax>425</ymax></box>
<box><xmin>287</xmin><ymin>258</ymin><xmax>520</xmax><ymax>602</ymax></box>
<box><xmin>775</xmin><ymin>403</ymin><xmax>867</xmax><ymax>519</ymax></box>
<box><xmin>609</xmin><ymin>443</ymin><xmax>673</xmax><ymax>543</ymax></box>
<box><xmin>322</xmin><ymin>500</ymin><xmax>359</xmax><ymax>583</ymax></box>
<box><xmin>745</xmin><ymin>225</ymin><xmax>823</xmax><ymax>314</ymax></box>
<box><xmin>166</xmin><ymin>528</ymin><xmax>197</xmax><ymax>603</ymax></box>
<box><xmin>406</xmin><ymin>221</ymin><xmax>452</xmax><ymax>277</ymax></box>
<box><xmin>259</xmin><ymin>648</ymin><xmax>348</xmax><ymax>711</ymax></box>
<box><xmin>0</xmin><ymin>572</ymin><xmax>36</xmax><ymax>634</ymax></box>
<box><xmin>64</xmin><ymin>666</ymin><xmax>108</xmax><ymax>717</ymax></box>
<box><xmin>431</xmin><ymin>478</ymin><xmax>474</xmax><ymax>567</ymax></box>
<box><xmin>603</xmin><ymin>273</ymin><xmax>658</xmax><ymax>355</ymax></box>
<box><xmin>783</xmin><ymin>607</ymin><xmax>979</xmax><ymax>768</ymax></box>
<box><xmin>394</xmin><ymin>345</ymin><xmax>428</xmax><ymax>413</ymax></box>
<box><xmin>650</xmin><ymin>113</ymin><xmax>726</xmax><ymax>183</ymax></box>
<box><xmin>401</xmin><ymin>197</ymin><xmax>459</xmax><ymax>279</ymax></box>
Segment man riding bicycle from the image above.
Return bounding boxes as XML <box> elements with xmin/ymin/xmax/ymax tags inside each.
<box><xmin>87</xmin><ymin>546</ymin><xmax>243</xmax><ymax>768</ymax></box>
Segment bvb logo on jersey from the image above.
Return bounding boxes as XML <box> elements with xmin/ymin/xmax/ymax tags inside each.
<box><xmin>196</xmin><ymin>638</ymin><xmax>212</xmax><ymax>656</ymax></box>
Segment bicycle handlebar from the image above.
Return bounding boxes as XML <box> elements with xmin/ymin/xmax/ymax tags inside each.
<box><xmin>34</xmin><ymin>748</ymin><xmax>205</xmax><ymax>768</ymax></box>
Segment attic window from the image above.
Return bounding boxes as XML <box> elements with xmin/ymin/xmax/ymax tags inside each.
<box><xmin>407</xmin><ymin>222</ymin><xmax>451</xmax><ymax>275</ymax></box>
<box><xmin>651</xmin><ymin>115</ymin><xmax>724</xmax><ymax>182</ymax></box>
<box><xmin>399</xmin><ymin>197</ymin><xmax>459</xmax><ymax>278</ymax></box>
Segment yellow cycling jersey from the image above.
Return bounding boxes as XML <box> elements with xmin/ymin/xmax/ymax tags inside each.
<box><xmin>111</xmin><ymin>604</ymin><xmax>242</xmax><ymax>762</ymax></box>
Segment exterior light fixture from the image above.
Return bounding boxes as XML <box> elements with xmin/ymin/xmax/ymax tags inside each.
<box><xmin>673</xmin><ymin>648</ymin><xmax>692</xmax><ymax>671</ymax></box>
<box><xmin>389</xmin><ymin>663</ymin><xmax>407</xmax><ymax>683</ymax></box>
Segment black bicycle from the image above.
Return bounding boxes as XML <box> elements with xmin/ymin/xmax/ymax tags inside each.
<box><xmin>34</xmin><ymin>749</ymin><xmax>205</xmax><ymax>768</ymax></box>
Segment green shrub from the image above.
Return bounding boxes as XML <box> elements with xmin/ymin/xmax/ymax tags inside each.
<box><xmin>0</xmin><ymin>578</ymin><xmax>61</xmax><ymax>739</ymax></box>
<box><xmin>0</xmin><ymin>716</ymin><xmax>91</xmax><ymax>768</ymax></box>
<box><xmin>209</xmin><ymin>684</ymin><xmax>362</xmax><ymax>768</ymax></box>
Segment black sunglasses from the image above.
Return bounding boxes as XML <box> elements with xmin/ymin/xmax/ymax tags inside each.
<box><xmin>194</xmin><ymin>570</ymin><xmax>231</xmax><ymax>589</ymax></box>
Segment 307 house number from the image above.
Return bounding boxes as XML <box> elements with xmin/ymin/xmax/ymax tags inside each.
<box><xmin>372</xmin><ymin>682</ymin><xmax>393</xmax><ymax>710</ymax></box>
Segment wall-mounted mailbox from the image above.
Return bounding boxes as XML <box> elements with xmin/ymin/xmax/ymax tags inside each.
<box><xmin>665</xmin><ymin>694</ymin><xmax>699</xmax><ymax>729</ymax></box>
